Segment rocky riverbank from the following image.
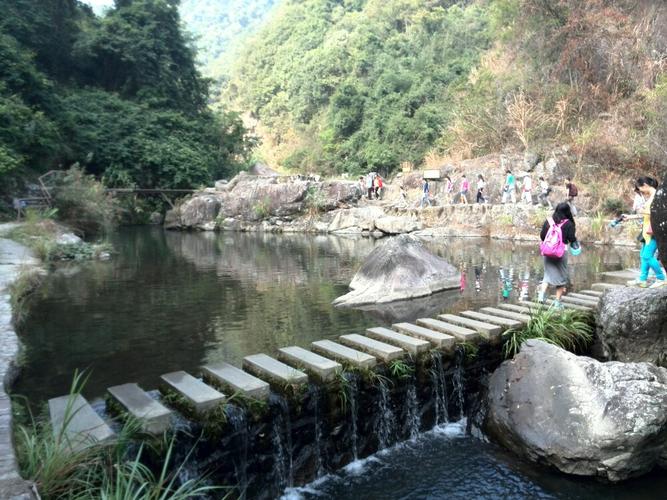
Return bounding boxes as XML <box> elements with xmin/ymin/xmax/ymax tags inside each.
<box><xmin>0</xmin><ymin>225</ymin><xmax>39</xmax><ymax>498</ymax></box>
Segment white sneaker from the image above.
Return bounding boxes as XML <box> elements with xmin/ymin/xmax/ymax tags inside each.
<box><xmin>649</xmin><ymin>280</ymin><xmax>667</xmax><ymax>289</ymax></box>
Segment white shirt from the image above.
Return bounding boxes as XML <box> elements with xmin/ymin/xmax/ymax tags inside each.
<box><xmin>523</xmin><ymin>176</ymin><xmax>532</xmax><ymax>191</ymax></box>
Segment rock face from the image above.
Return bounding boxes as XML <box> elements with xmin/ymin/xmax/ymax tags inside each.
<box><xmin>485</xmin><ymin>340</ymin><xmax>667</xmax><ymax>482</ymax></box>
<box><xmin>652</xmin><ymin>176</ymin><xmax>667</xmax><ymax>269</ymax></box>
<box><xmin>373</xmin><ymin>216</ymin><xmax>422</xmax><ymax>234</ymax></box>
<box><xmin>165</xmin><ymin>194</ymin><xmax>221</xmax><ymax>230</ymax></box>
<box><xmin>333</xmin><ymin>234</ymin><xmax>460</xmax><ymax>306</ymax></box>
<box><xmin>594</xmin><ymin>287</ymin><xmax>667</xmax><ymax>367</ymax></box>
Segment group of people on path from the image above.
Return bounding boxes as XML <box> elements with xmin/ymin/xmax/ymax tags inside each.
<box><xmin>359</xmin><ymin>173</ymin><xmax>384</xmax><ymax>200</ymax></box>
<box><xmin>538</xmin><ymin>174</ymin><xmax>664</xmax><ymax>309</ymax></box>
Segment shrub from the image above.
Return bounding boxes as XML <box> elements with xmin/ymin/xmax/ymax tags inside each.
<box><xmin>51</xmin><ymin>167</ymin><xmax>119</xmax><ymax>238</ymax></box>
<box><xmin>502</xmin><ymin>306</ymin><xmax>594</xmax><ymax>358</ymax></box>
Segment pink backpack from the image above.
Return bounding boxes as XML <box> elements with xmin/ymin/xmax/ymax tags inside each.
<box><xmin>540</xmin><ymin>217</ymin><xmax>567</xmax><ymax>258</ymax></box>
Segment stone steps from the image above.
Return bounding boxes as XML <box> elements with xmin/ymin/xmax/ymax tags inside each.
<box><xmin>479</xmin><ymin>307</ymin><xmax>530</xmax><ymax>324</ymax></box>
<box><xmin>545</xmin><ymin>299</ymin><xmax>593</xmax><ymax>311</ymax></box>
<box><xmin>591</xmin><ymin>282</ymin><xmax>622</xmax><ymax>291</ymax></box>
<box><xmin>392</xmin><ymin>322</ymin><xmax>456</xmax><ymax>350</ymax></box>
<box><xmin>278</xmin><ymin>346</ymin><xmax>342</xmax><ymax>382</ymax></box>
<box><xmin>600</xmin><ymin>269</ymin><xmax>639</xmax><ymax>281</ymax></box>
<box><xmin>311</xmin><ymin>339</ymin><xmax>377</xmax><ymax>369</ymax></box>
<box><xmin>159</xmin><ymin>371</ymin><xmax>225</xmax><ymax>414</ymax></box>
<box><xmin>416</xmin><ymin>318</ymin><xmax>479</xmax><ymax>342</ymax></box>
<box><xmin>365</xmin><ymin>327</ymin><xmax>430</xmax><ymax>356</ymax></box>
<box><xmin>107</xmin><ymin>383</ymin><xmax>172</xmax><ymax>435</ymax></box>
<box><xmin>567</xmin><ymin>292</ymin><xmax>601</xmax><ymax>303</ymax></box>
<box><xmin>49</xmin><ymin>394</ymin><xmax>114</xmax><ymax>451</ymax></box>
<box><xmin>459</xmin><ymin>310</ymin><xmax>521</xmax><ymax>329</ymax></box>
<box><xmin>243</xmin><ymin>354</ymin><xmax>308</xmax><ymax>388</ymax></box>
<box><xmin>554</xmin><ymin>295</ymin><xmax>599</xmax><ymax>307</ymax></box>
<box><xmin>437</xmin><ymin>314</ymin><xmax>502</xmax><ymax>341</ymax></box>
<box><xmin>579</xmin><ymin>290</ymin><xmax>604</xmax><ymax>297</ymax></box>
<box><xmin>202</xmin><ymin>362</ymin><xmax>271</xmax><ymax>401</ymax></box>
<box><xmin>496</xmin><ymin>303</ymin><xmax>535</xmax><ymax>314</ymax></box>
<box><xmin>339</xmin><ymin>334</ymin><xmax>405</xmax><ymax>362</ymax></box>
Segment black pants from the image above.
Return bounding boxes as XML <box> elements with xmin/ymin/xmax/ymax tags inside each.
<box><xmin>476</xmin><ymin>189</ymin><xmax>485</xmax><ymax>203</ymax></box>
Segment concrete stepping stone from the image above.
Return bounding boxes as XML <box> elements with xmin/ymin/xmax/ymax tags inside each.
<box><xmin>339</xmin><ymin>334</ymin><xmax>405</xmax><ymax>362</ymax></box>
<box><xmin>107</xmin><ymin>383</ymin><xmax>172</xmax><ymax>435</ymax></box>
<box><xmin>278</xmin><ymin>346</ymin><xmax>342</xmax><ymax>382</ymax></box>
<box><xmin>392</xmin><ymin>323</ymin><xmax>456</xmax><ymax>350</ymax></box>
<box><xmin>555</xmin><ymin>295</ymin><xmax>599</xmax><ymax>307</ymax></box>
<box><xmin>437</xmin><ymin>314</ymin><xmax>501</xmax><ymax>341</ymax></box>
<box><xmin>579</xmin><ymin>290</ymin><xmax>604</xmax><ymax>297</ymax></box>
<box><xmin>160</xmin><ymin>371</ymin><xmax>225</xmax><ymax>414</ymax></box>
<box><xmin>202</xmin><ymin>362</ymin><xmax>271</xmax><ymax>401</ymax></box>
<box><xmin>496</xmin><ymin>303</ymin><xmax>535</xmax><ymax>314</ymax></box>
<box><xmin>49</xmin><ymin>394</ymin><xmax>114</xmax><ymax>451</ymax></box>
<box><xmin>416</xmin><ymin>318</ymin><xmax>479</xmax><ymax>342</ymax></box>
<box><xmin>568</xmin><ymin>292</ymin><xmax>600</xmax><ymax>302</ymax></box>
<box><xmin>545</xmin><ymin>299</ymin><xmax>593</xmax><ymax>311</ymax></box>
<box><xmin>600</xmin><ymin>269</ymin><xmax>639</xmax><ymax>281</ymax></box>
<box><xmin>459</xmin><ymin>310</ymin><xmax>521</xmax><ymax>329</ymax></box>
<box><xmin>479</xmin><ymin>307</ymin><xmax>531</xmax><ymax>324</ymax></box>
<box><xmin>366</xmin><ymin>327</ymin><xmax>430</xmax><ymax>356</ymax></box>
<box><xmin>243</xmin><ymin>354</ymin><xmax>308</xmax><ymax>388</ymax></box>
<box><xmin>591</xmin><ymin>282</ymin><xmax>622</xmax><ymax>291</ymax></box>
<box><xmin>311</xmin><ymin>339</ymin><xmax>377</xmax><ymax>369</ymax></box>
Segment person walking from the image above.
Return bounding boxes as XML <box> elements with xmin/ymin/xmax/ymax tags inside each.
<box><xmin>537</xmin><ymin>202</ymin><xmax>579</xmax><ymax>308</ymax></box>
<box><xmin>459</xmin><ymin>175</ymin><xmax>470</xmax><ymax>204</ymax></box>
<box><xmin>420</xmin><ymin>178</ymin><xmax>431</xmax><ymax>208</ymax></box>
<box><xmin>476</xmin><ymin>175</ymin><xmax>486</xmax><ymax>203</ymax></box>
<box><xmin>375</xmin><ymin>175</ymin><xmax>384</xmax><ymax>199</ymax></box>
<box><xmin>622</xmin><ymin>177</ymin><xmax>666</xmax><ymax>288</ymax></box>
<box><xmin>502</xmin><ymin>170</ymin><xmax>516</xmax><ymax>204</ymax></box>
<box><xmin>358</xmin><ymin>176</ymin><xmax>365</xmax><ymax>198</ymax></box>
<box><xmin>366</xmin><ymin>173</ymin><xmax>374</xmax><ymax>200</ymax></box>
<box><xmin>565</xmin><ymin>177</ymin><xmax>578</xmax><ymax>216</ymax></box>
<box><xmin>521</xmin><ymin>174</ymin><xmax>533</xmax><ymax>204</ymax></box>
<box><xmin>444</xmin><ymin>175</ymin><xmax>454</xmax><ymax>204</ymax></box>
<box><xmin>538</xmin><ymin>176</ymin><xmax>552</xmax><ymax>208</ymax></box>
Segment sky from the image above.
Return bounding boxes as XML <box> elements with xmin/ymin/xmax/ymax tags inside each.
<box><xmin>82</xmin><ymin>0</ymin><xmax>114</xmax><ymax>15</ymax></box>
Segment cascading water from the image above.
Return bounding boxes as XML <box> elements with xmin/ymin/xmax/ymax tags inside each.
<box><xmin>272</xmin><ymin>395</ymin><xmax>294</xmax><ymax>489</ymax></box>
<box><xmin>312</xmin><ymin>385</ymin><xmax>324</xmax><ymax>477</ymax></box>
<box><xmin>405</xmin><ymin>378</ymin><xmax>420</xmax><ymax>440</ymax></box>
<box><xmin>226</xmin><ymin>405</ymin><xmax>249</xmax><ymax>496</ymax></box>
<box><xmin>348</xmin><ymin>374</ymin><xmax>360</xmax><ymax>460</ymax></box>
<box><xmin>453</xmin><ymin>348</ymin><xmax>466</xmax><ymax>420</ymax></box>
<box><xmin>376</xmin><ymin>380</ymin><xmax>397</xmax><ymax>450</ymax></box>
<box><xmin>431</xmin><ymin>353</ymin><xmax>449</xmax><ymax>425</ymax></box>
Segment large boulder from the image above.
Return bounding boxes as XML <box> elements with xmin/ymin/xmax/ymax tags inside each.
<box><xmin>374</xmin><ymin>216</ymin><xmax>422</xmax><ymax>235</ymax></box>
<box><xmin>594</xmin><ymin>287</ymin><xmax>667</xmax><ymax>367</ymax></box>
<box><xmin>164</xmin><ymin>194</ymin><xmax>221</xmax><ymax>230</ymax></box>
<box><xmin>652</xmin><ymin>176</ymin><xmax>667</xmax><ymax>269</ymax></box>
<box><xmin>333</xmin><ymin>234</ymin><xmax>460</xmax><ymax>306</ymax></box>
<box><xmin>485</xmin><ymin>339</ymin><xmax>667</xmax><ymax>482</ymax></box>
<box><xmin>327</xmin><ymin>206</ymin><xmax>385</xmax><ymax>233</ymax></box>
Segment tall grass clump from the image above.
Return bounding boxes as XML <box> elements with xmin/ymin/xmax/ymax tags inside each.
<box><xmin>9</xmin><ymin>266</ymin><xmax>44</xmax><ymax>325</ymax></box>
<box><xmin>502</xmin><ymin>306</ymin><xmax>594</xmax><ymax>358</ymax></box>
<box><xmin>14</xmin><ymin>371</ymin><xmax>217</xmax><ymax>499</ymax></box>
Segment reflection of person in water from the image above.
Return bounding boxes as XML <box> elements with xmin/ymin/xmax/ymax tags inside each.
<box><xmin>499</xmin><ymin>267</ymin><xmax>513</xmax><ymax>301</ymax></box>
<box><xmin>519</xmin><ymin>268</ymin><xmax>530</xmax><ymax>301</ymax></box>
<box><xmin>474</xmin><ymin>266</ymin><xmax>482</xmax><ymax>293</ymax></box>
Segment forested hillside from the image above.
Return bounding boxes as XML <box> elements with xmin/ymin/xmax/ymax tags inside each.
<box><xmin>180</xmin><ymin>0</ymin><xmax>278</xmax><ymax>78</ymax></box>
<box><xmin>226</xmin><ymin>0</ymin><xmax>667</xmax><ymax>177</ymax></box>
<box><xmin>0</xmin><ymin>0</ymin><xmax>254</xmax><ymax>197</ymax></box>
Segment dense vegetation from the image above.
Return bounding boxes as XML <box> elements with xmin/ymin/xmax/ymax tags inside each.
<box><xmin>224</xmin><ymin>0</ymin><xmax>667</xmax><ymax>177</ymax></box>
<box><xmin>0</xmin><ymin>0</ymin><xmax>254</xmax><ymax>207</ymax></box>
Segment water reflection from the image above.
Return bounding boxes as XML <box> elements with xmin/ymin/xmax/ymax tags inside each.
<box><xmin>15</xmin><ymin>229</ymin><xmax>635</xmax><ymax>403</ymax></box>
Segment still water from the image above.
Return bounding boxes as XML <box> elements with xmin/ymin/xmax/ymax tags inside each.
<box><xmin>16</xmin><ymin>227</ymin><xmax>665</xmax><ymax>499</ymax></box>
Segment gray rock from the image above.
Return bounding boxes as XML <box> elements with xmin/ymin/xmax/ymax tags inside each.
<box><xmin>327</xmin><ymin>206</ymin><xmax>385</xmax><ymax>233</ymax></box>
<box><xmin>55</xmin><ymin>232</ymin><xmax>83</xmax><ymax>245</ymax></box>
<box><xmin>165</xmin><ymin>194</ymin><xmax>221</xmax><ymax>230</ymax></box>
<box><xmin>374</xmin><ymin>216</ymin><xmax>422</xmax><ymax>234</ymax></box>
<box><xmin>333</xmin><ymin>234</ymin><xmax>460</xmax><ymax>306</ymax></box>
<box><xmin>651</xmin><ymin>177</ymin><xmax>667</xmax><ymax>269</ymax></box>
<box><xmin>523</xmin><ymin>151</ymin><xmax>540</xmax><ymax>170</ymax></box>
<box><xmin>594</xmin><ymin>287</ymin><xmax>667</xmax><ymax>367</ymax></box>
<box><xmin>148</xmin><ymin>211</ymin><xmax>164</xmax><ymax>225</ymax></box>
<box><xmin>485</xmin><ymin>339</ymin><xmax>667</xmax><ymax>482</ymax></box>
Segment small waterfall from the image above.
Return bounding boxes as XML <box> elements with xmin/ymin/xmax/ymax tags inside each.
<box><xmin>404</xmin><ymin>378</ymin><xmax>420</xmax><ymax>440</ymax></box>
<box><xmin>312</xmin><ymin>386</ymin><xmax>324</xmax><ymax>477</ymax></box>
<box><xmin>376</xmin><ymin>380</ymin><xmax>396</xmax><ymax>450</ymax></box>
<box><xmin>431</xmin><ymin>353</ymin><xmax>449</xmax><ymax>425</ymax></box>
<box><xmin>227</xmin><ymin>405</ymin><xmax>249</xmax><ymax>496</ymax></box>
<box><xmin>349</xmin><ymin>374</ymin><xmax>360</xmax><ymax>460</ymax></box>
<box><xmin>272</xmin><ymin>395</ymin><xmax>294</xmax><ymax>489</ymax></box>
<box><xmin>453</xmin><ymin>348</ymin><xmax>466</xmax><ymax>419</ymax></box>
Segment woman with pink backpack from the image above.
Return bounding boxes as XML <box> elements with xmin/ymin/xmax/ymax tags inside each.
<box><xmin>537</xmin><ymin>202</ymin><xmax>579</xmax><ymax>308</ymax></box>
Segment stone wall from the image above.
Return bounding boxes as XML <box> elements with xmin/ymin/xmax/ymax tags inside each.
<box><xmin>0</xmin><ymin>230</ymin><xmax>39</xmax><ymax>499</ymax></box>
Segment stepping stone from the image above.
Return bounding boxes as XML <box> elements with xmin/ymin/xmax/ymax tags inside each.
<box><xmin>107</xmin><ymin>383</ymin><xmax>172</xmax><ymax>435</ymax></box>
<box><xmin>243</xmin><ymin>354</ymin><xmax>308</xmax><ymax>388</ymax></box>
<box><xmin>600</xmin><ymin>269</ymin><xmax>639</xmax><ymax>280</ymax></box>
<box><xmin>591</xmin><ymin>282</ymin><xmax>622</xmax><ymax>291</ymax></box>
<box><xmin>366</xmin><ymin>327</ymin><xmax>430</xmax><ymax>356</ymax></box>
<box><xmin>49</xmin><ymin>394</ymin><xmax>114</xmax><ymax>451</ymax></box>
<box><xmin>159</xmin><ymin>371</ymin><xmax>225</xmax><ymax>414</ymax></box>
<box><xmin>460</xmin><ymin>310</ymin><xmax>521</xmax><ymax>329</ymax></box>
<box><xmin>479</xmin><ymin>307</ymin><xmax>531</xmax><ymax>324</ymax></box>
<box><xmin>392</xmin><ymin>323</ymin><xmax>456</xmax><ymax>350</ymax></box>
<box><xmin>437</xmin><ymin>314</ymin><xmax>502</xmax><ymax>341</ymax></box>
<box><xmin>339</xmin><ymin>334</ymin><xmax>405</xmax><ymax>362</ymax></box>
<box><xmin>579</xmin><ymin>290</ymin><xmax>604</xmax><ymax>297</ymax></box>
<box><xmin>496</xmin><ymin>303</ymin><xmax>534</xmax><ymax>314</ymax></box>
<box><xmin>555</xmin><ymin>295</ymin><xmax>599</xmax><ymax>307</ymax></box>
<box><xmin>416</xmin><ymin>318</ymin><xmax>479</xmax><ymax>342</ymax></box>
<box><xmin>278</xmin><ymin>346</ymin><xmax>342</xmax><ymax>382</ymax></box>
<box><xmin>311</xmin><ymin>339</ymin><xmax>377</xmax><ymax>369</ymax></box>
<box><xmin>567</xmin><ymin>292</ymin><xmax>600</xmax><ymax>302</ymax></box>
<box><xmin>545</xmin><ymin>299</ymin><xmax>593</xmax><ymax>312</ymax></box>
<box><xmin>202</xmin><ymin>362</ymin><xmax>271</xmax><ymax>401</ymax></box>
